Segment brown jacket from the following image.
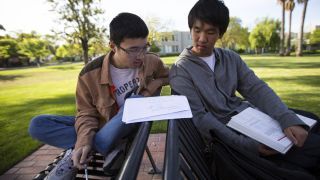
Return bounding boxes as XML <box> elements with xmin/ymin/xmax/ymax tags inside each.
<box><xmin>75</xmin><ymin>52</ymin><xmax>169</xmax><ymax>150</ymax></box>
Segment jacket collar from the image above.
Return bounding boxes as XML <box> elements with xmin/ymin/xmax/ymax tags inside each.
<box><xmin>184</xmin><ymin>46</ymin><xmax>221</xmax><ymax>62</ymax></box>
<box><xmin>100</xmin><ymin>51</ymin><xmax>113</xmax><ymax>85</ymax></box>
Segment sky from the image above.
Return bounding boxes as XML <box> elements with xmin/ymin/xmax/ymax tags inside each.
<box><xmin>0</xmin><ymin>0</ymin><xmax>319</xmax><ymax>36</ymax></box>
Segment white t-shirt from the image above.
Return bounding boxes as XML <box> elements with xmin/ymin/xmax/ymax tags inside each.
<box><xmin>200</xmin><ymin>53</ymin><xmax>216</xmax><ymax>72</ymax></box>
<box><xmin>110</xmin><ymin>64</ymin><xmax>140</xmax><ymax>107</ymax></box>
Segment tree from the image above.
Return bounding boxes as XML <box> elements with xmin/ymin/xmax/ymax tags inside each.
<box><xmin>309</xmin><ymin>28</ymin><xmax>320</xmax><ymax>45</ymax></box>
<box><xmin>47</xmin><ymin>0</ymin><xmax>106</xmax><ymax>64</ymax></box>
<box><xmin>249</xmin><ymin>30</ymin><xmax>266</xmax><ymax>54</ymax></box>
<box><xmin>0</xmin><ymin>36</ymin><xmax>19</xmax><ymax>67</ymax></box>
<box><xmin>56</xmin><ymin>43</ymin><xmax>82</xmax><ymax>61</ymax></box>
<box><xmin>44</xmin><ymin>34</ymin><xmax>59</xmax><ymax>56</ymax></box>
<box><xmin>146</xmin><ymin>17</ymin><xmax>163</xmax><ymax>43</ymax></box>
<box><xmin>249</xmin><ymin>18</ymin><xmax>280</xmax><ymax>54</ymax></box>
<box><xmin>285</xmin><ymin>0</ymin><xmax>295</xmax><ymax>56</ymax></box>
<box><xmin>0</xmin><ymin>24</ymin><xmax>5</xmax><ymax>31</ymax></box>
<box><xmin>277</xmin><ymin>0</ymin><xmax>286</xmax><ymax>56</ymax></box>
<box><xmin>216</xmin><ymin>17</ymin><xmax>250</xmax><ymax>51</ymax></box>
<box><xmin>16</xmin><ymin>31</ymin><xmax>40</xmax><ymax>40</ymax></box>
<box><xmin>18</xmin><ymin>37</ymin><xmax>50</xmax><ymax>67</ymax></box>
<box><xmin>145</xmin><ymin>16</ymin><xmax>172</xmax><ymax>52</ymax></box>
<box><xmin>149</xmin><ymin>43</ymin><xmax>161</xmax><ymax>53</ymax></box>
<box><xmin>296</xmin><ymin>0</ymin><xmax>309</xmax><ymax>56</ymax></box>
<box><xmin>88</xmin><ymin>34</ymin><xmax>110</xmax><ymax>58</ymax></box>
<box><xmin>0</xmin><ymin>37</ymin><xmax>19</xmax><ymax>59</ymax></box>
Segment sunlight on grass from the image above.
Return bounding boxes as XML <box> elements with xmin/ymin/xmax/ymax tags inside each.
<box><xmin>162</xmin><ymin>56</ymin><xmax>177</xmax><ymax>67</ymax></box>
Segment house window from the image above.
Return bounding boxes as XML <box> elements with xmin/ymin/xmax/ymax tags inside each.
<box><xmin>165</xmin><ymin>45</ymin><xmax>172</xmax><ymax>53</ymax></box>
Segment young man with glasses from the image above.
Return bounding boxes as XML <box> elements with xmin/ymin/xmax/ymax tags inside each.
<box><xmin>29</xmin><ymin>12</ymin><xmax>169</xmax><ymax>179</ymax></box>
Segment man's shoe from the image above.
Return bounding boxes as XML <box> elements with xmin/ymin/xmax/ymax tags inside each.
<box><xmin>45</xmin><ymin>149</ymin><xmax>77</xmax><ymax>180</ymax></box>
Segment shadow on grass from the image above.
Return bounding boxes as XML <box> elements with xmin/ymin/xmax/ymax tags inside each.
<box><xmin>0</xmin><ymin>74</ymin><xmax>25</xmax><ymax>81</ymax></box>
<box><xmin>47</xmin><ymin>66</ymin><xmax>78</xmax><ymax>71</ymax></box>
<box><xmin>279</xmin><ymin>92</ymin><xmax>320</xmax><ymax>117</ymax></box>
<box><xmin>0</xmin><ymin>93</ymin><xmax>76</xmax><ymax>174</ymax></box>
<box><xmin>0</xmin><ymin>94</ymin><xmax>76</xmax><ymax>128</ymax></box>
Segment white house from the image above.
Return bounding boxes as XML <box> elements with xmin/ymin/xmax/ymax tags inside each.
<box><xmin>157</xmin><ymin>31</ymin><xmax>192</xmax><ymax>55</ymax></box>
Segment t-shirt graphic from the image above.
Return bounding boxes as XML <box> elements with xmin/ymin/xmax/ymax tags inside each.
<box><xmin>110</xmin><ymin>64</ymin><xmax>140</xmax><ymax>107</ymax></box>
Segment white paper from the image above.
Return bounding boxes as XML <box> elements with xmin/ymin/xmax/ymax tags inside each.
<box><xmin>122</xmin><ymin>95</ymin><xmax>193</xmax><ymax>124</ymax></box>
<box><xmin>125</xmin><ymin>111</ymin><xmax>193</xmax><ymax>124</ymax></box>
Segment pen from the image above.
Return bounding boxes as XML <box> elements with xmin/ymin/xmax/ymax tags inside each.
<box><xmin>277</xmin><ymin>135</ymin><xmax>286</xmax><ymax>141</ymax></box>
<box><xmin>84</xmin><ymin>164</ymin><xmax>88</xmax><ymax>180</ymax></box>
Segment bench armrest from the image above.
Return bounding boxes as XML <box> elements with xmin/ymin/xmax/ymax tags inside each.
<box><xmin>117</xmin><ymin>121</ymin><xmax>153</xmax><ymax>180</ymax></box>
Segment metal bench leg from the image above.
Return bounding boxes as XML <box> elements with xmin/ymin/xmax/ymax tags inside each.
<box><xmin>146</xmin><ymin>146</ymin><xmax>162</xmax><ymax>174</ymax></box>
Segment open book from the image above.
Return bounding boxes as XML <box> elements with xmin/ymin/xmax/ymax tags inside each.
<box><xmin>227</xmin><ymin>107</ymin><xmax>317</xmax><ymax>154</ymax></box>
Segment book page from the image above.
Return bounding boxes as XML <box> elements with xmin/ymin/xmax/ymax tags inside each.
<box><xmin>297</xmin><ymin>114</ymin><xmax>317</xmax><ymax>128</ymax></box>
<box><xmin>227</xmin><ymin>107</ymin><xmax>293</xmax><ymax>153</ymax></box>
<box><xmin>225</xmin><ymin>107</ymin><xmax>317</xmax><ymax>153</ymax></box>
<box><xmin>235</xmin><ymin>110</ymin><xmax>292</xmax><ymax>144</ymax></box>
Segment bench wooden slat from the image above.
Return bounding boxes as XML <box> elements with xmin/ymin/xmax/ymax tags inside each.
<box><xmin>164</xmin><ymin>119</ymin><xmax>212</xmax><ymax>180</ymax></box>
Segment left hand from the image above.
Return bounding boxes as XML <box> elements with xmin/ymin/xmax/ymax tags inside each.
<box><xmin>72</xmin><ymin>145</ymin><xmax>93</xmax><ymax>169</ymax></box>
<box><xmin>258</xmin><ymin>144</ymin><xmax>278</xmax><ymax>156</ymax></box>
<box><xmin>284</xmin><ymin>125</ymin><xmax>308</xmax><ymax>147</ymax></box>
<box><xmin>140</xmin><ymin>90</ymin><xmax>150</xmax><ymax>97</ymax></box>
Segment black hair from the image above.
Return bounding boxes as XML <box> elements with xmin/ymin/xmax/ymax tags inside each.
<box><xmin>109</xmin><ymin>12</ymin><xmax>149</xmax><ymax>46</ymax></box>
<box><xmin>188</xmin><ymin>0</ymin><xmax>229</xmax><ymax>37</ymax></box>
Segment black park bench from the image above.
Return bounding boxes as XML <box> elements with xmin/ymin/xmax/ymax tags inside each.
<box><xmin>163</xmin><ymin>118</ymin><xmax>213</xmax><ymax>180</ymax></box>
<box><xmin>163</xmin><ymin>111</ymin><xmax>320</xmax><ymax>180</ymax></box>
<box><xmin>33</xmin><ymin>121</ymin><xmax>161</xmax><ymax>180</ymax></box>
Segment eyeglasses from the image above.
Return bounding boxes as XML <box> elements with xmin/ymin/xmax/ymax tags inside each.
<box><xmin>118</xmin><ymin>44</ymin><xmax>150</xmax><ymax>57</ymax></box>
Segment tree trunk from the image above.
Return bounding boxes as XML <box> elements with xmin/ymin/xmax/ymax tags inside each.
<box><xmin>279</xmin><ymin>2</ymin><xmax>285</xmax><ymax>56</ymax></box>
<box><xmin>36</xmin><ymin>57</ymin><xmax>41</xmax><ymax>68</ymax></box>
<box><xmin>81</xmin><ymin>38</ymin><xmax>89</xmax><ymax>64</ymax></box>
<box><xmin>285</xmin><ymin>9</ymin><xmax>293</xmax><ymax>56</ymax></box>
<box><xmin>296</xmin><ymin>0</ymin><xmax>308</xmax><ymax>57</ymax></box>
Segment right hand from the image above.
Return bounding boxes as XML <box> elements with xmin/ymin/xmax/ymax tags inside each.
<box><xmin>258</xmin><ymin>144</ymin><xmax>278</xmax><ymax>156</ymax></box>
<box><xmin>72</xmin><ymin>145</ymin><xmax>92</xmax><ymax>169</ymax></box>
<box><xmin>284</xmin><ymin>125</ymin><xmax>308</xmax><ymax>147</ymax></box>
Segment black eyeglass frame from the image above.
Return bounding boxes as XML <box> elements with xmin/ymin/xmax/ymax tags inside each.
<box><xmin>118</xmin><ymin>44</ymin><xmax>151</xmax><ymax>57</ymax></box>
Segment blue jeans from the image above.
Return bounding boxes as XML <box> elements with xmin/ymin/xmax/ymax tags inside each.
<box><xmin>28</xmin><ymin>106</ymin><xmax>139</xmax><ymax>156</ymax></box>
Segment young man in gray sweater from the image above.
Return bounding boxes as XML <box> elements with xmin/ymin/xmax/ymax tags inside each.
<box><xmin>169</xmin><ymin>0</ymin><xmax>319</xmax><ymax>175</ymax></box>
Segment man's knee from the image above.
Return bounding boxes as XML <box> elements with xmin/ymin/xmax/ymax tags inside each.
<box><xmin>28</xmin><ymin>115</ymin><xmax>50</xmax><ymax>140</ymax></box>
<box><xmin>94</xmin><ymin>133</ymin><xmax>110</xmax><ymax>155</ymax></box>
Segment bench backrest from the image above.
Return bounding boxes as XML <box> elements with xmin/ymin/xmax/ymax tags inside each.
<box><xmin>164</xmin><ymin>118</ymin><xmax>212</xmax><ymax>180</ymax></box>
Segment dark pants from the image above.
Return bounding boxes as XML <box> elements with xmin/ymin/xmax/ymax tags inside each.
<box><xmin>265</xmin><ymin>109</ymin><xmax>320</xmax><ymax>174</ymax></box>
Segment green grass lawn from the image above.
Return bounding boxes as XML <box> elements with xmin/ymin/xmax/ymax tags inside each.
<box><xmin>0</xmin><ymin>54</ymin><xmax>319</xmax><ymax>174</ymax></box>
